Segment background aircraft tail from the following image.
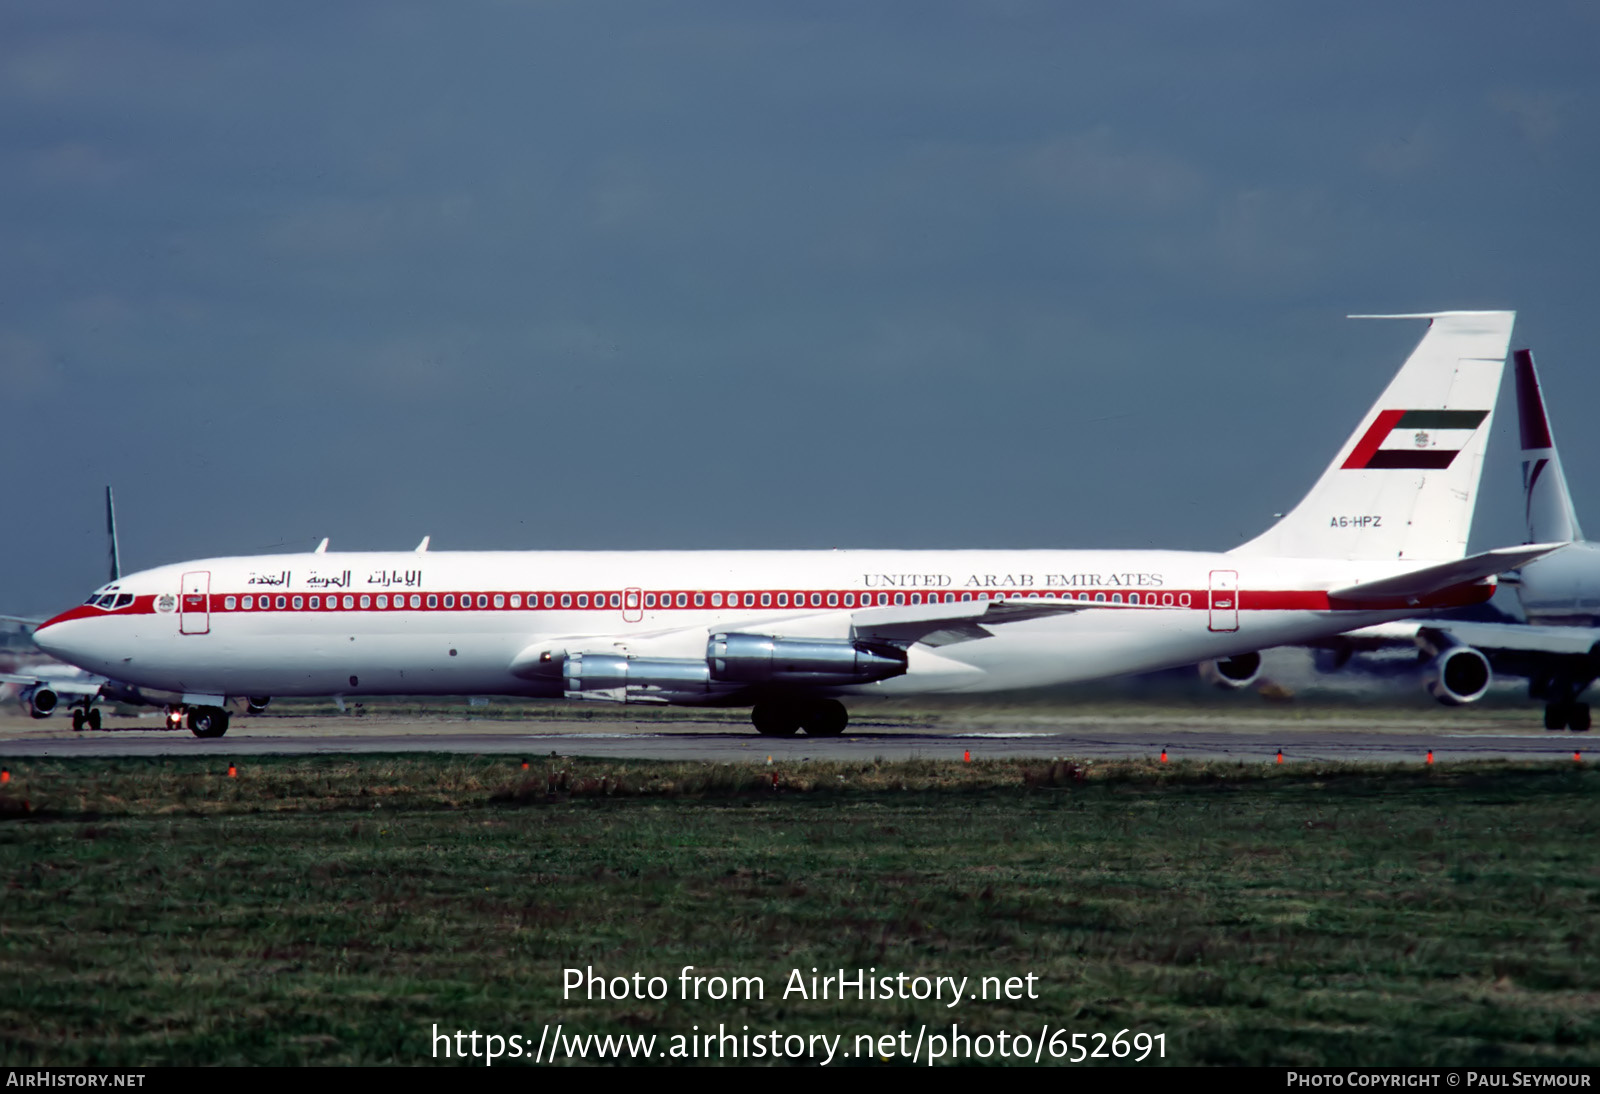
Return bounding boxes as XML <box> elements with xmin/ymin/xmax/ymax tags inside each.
<box><xmin>1514</xmin><ymin>349</ymin><xmax>1583</xmax><ymax>545</ymax></box>
<box><xmin>1232</xmin><ymin>311</ymin><xmax>1514</xmax><ymax>563</ymax></box>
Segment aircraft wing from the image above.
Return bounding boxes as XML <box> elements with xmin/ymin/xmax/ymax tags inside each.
<box><xmin>509</xmin><ymin>595</ymin><xmax>1156</xmax><ymax>675</ymax></box>
<box><xmin>0</xmin><ymin>671</ymin><xmax>105</xmax><ymax>697</ymax></box>
<box><xmin>848</xmin><ymin>596</ymin><xmax>1152</xmax><ymax>646</ymax></box>
<box><xmin>1328</xmin><ymin>543</ymin><xmax>1566</xmax><ymax>607</ymax></box>
<box><xmin>0</xmin><ymin>614</ymin><xmax>45</xmax><ymax>627</ymax></box>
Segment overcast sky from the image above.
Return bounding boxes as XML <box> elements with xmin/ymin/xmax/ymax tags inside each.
<box><xmin>3</xmin><ymin>2</ymin><xmax>1598</xmax><ymax>614</ymax></box>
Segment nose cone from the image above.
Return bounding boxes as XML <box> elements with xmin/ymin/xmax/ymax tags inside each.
<box><xmin>30</xmin><ymin>606</ymin><xmax>94</xmax><ymax>663</ymax></box>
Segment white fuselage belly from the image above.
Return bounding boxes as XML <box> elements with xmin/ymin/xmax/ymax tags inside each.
<box><xmin>41</xmin><ymin>548</ymin><xmax>1436</xmax><ymax>700</ymax></box>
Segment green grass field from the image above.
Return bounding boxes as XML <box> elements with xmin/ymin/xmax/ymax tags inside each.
<box><xmin>0</xmin><ymin>755</ymin><xmax>1595</xmax><ymax>1066</ymax></box>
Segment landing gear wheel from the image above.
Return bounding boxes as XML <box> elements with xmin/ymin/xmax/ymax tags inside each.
<box><xmin>71</xmin><ymin>709</ymin><xmax>86</xmax><ymax>732</ymax></box>
<box><xmin>188</xmin><ymin>706</ymin><xmax>231</xmax><ymax>739</ymax></box>
<box><xmin>751</xmin><ymin>701</ymin><xmax>800</xmax><ymax>737</ymax></box>
<box><xmin>800</xmin><ymin>699</ymin><xmax>849</xmax><ymax>737</ymax></box>
<box><xmin>86</xmin><ymin>708</ymin><xmax>101</xmax><ymax>731</ymax></box>
<box><xmin>1570</xmin><ymin>703</ymin><xmax>1591</xmax><ymax>732</ymax></box>
<box><xmin>1545</xmin><ymin>703</ymin><xmax>1568</xmax><ymax>731</ymax></box>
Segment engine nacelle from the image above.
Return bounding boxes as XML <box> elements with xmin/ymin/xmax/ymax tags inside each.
<box><xmin>1199</xmin><ymin>652</ymin><xmax>1262</xmax><ymax>690</ymax></box>
<box><xmin>563</xmin><ymin>653</ymin><xmax>712</xmax><ymax>703</ymax></box>
<box><xmin>24</xmin><ymin>686</ymin><xmax>58</xmax><ymax>718</ymax></box>
<box><xmin>1425</xmin><ymin>645</ymin><xmax>1492</xmax><ymax>706</ymax></box>
<box><xmin>707</xmin><ymin>633</ymin><xmax>907</xmax><ymax>685</ymax></box>
<box><xmin>246</xmin><ymin>696</ymin><xmax>272</xmax><ymax>714</ymax></box>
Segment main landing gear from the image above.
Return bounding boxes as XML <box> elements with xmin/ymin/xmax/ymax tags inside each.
<box><xmin>70</xmin><ymin>706</ymin><xmax>102</xmax><ymax>732</ymax></box>
<box><xmin>1544</xmin><ymin>702</ymin><xmax>1591</xmax><ymax>732</ymax></box>
<box><xmin>182</xmin><ymin>705</ymin><xmax>231</xmax><ymax>739</ymax></box>
<box><xmin>751</xmin><ymin>699</ymin><xmax>849</xmax><ymax>738</ymax></box>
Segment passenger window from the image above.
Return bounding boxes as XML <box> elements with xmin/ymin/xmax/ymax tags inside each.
<box><xmin>560</xmin><ymin>594</ymin><xmax>571</xmax><ymax>607</ymax></box>
<box><xmin>342</xmin><ymin>595</ymin><xmax>354</xmax><ymax>609</ymax></box>
<box><xmin>493</xmin><ymin>594</ymin><xmax>505</xmax><ymax>608</ymax></box>
<box><xmin>509</xmin><ymin>595</ymin><xmax>520</xmax><ymax>608</ymax></box>
<box><xmin>477</xmin><ymin>594</ymin><xmax>489</xmax><ymax>609</ymax></box>
<box><xmin>544</xmin><ymin>594</ymin><xmax>554</xmax><ymax>607</ymax></box>
<box><xmin>777</xmin><ymin>592</ymin><xmax>788</xmax><ymax>607</ymax></box>
<box><xmin>645</xmin><ymin>593</ymin><xmax>656</xmax><ymax>608</ymax></box>
<box><xmin>1128</xmin><ymin>593</ymin><xmax>1138</xmax><ymax>604</ymax></box>
<box><xmin>610</xmin><ymin>593</ymin><xmax>620</xmax><ymax>608</ymax></box>
<box><xmin>827</xmin><ymin>593</ymin><xmax>838</xmax><ymax>607</ymax></box>
<box><xmin>761</xmin><ymin>592</ymin><xmax>771</xmax><ymax>607</ymax></box>
<box><xmin>1162</xmin><ymin>593</ymin><xmax>1173</xmax><ymax>606</ymax></box>
<box><xmin>292</xmin><ymin>595</ymin><xmax>303</xmax><ymax>609</ymax></box>
<box><xmin>359</xmin><ymin>595</ymin><xmax>371</xmax><ymax>608</ymax></box>
<box><xmin>1094</xmin><ymin>593</ymin><xmax>1106</xmax><ymax>602</ymax></box>
<box><xmin>578</xmin><ymin>594</ymin><xmax>589</xmax><ymax>608</ymax></box>
<box><xmin>424</xmin><ymin>594</ymin><xmax>436</xmax><ymax>608</ymax></box>
<box><xmin>878</xmin><ymin>593</ymin><xmax>888</xmax><ymax>606</ymax></box>
<box><xmin>377</xmin><ymin>595</ymin><xmax>388</xmax><ymax>609</ymax></box>
<box><xmin>444</xmin><ymin>594</ymin><xmax>455</xmax><ymax>608</ymax></box>
<box><xmin>911</xmin><ymin>593</ymin><xmax>922</xmax><ymax>605</ymax></box>
<box><xmin>1111</xmin><ymin>593</ymin><xmax>1122</xmax><ymax>603</ymax></box>
<box><xmin>1179</xmin><ymin>593</ymin><xmax>1191</xmax><ymax>607</ymax></box>
<box><xmin>945</xmin><ymin>593</ymin><xmax>955</xmax><ymax>603</ymax></box>
<box><xmin>693</xmin><ymin>593</ymin><xmax>704</xmax><ymax>606</ymax></box>
<box><xmin>711</xmin><ymin>593</ymin><xmax>723</xmax><ymax>607</ymax></box>
<box><xmin>410</xmin><ymin>594</ymin><xmax>420</xmax><ymax>608</ymax></box>
<box><xmin>309</xmin><ymin>596</ymin><xmax>320</xmax><ymax>609</ymax></box>
<box><xmin>961</xmin><ymin>593</ymin><xmax>972</xmax><ymax>601</ymax></box>
<box><xmin>242</xmin><ymin>595</ymin><xmax>253</xmax><ymax>609</ymax></box>
<box><xmin>1077</xmin><ymin>593</ymin><xmax>1088</xmax><ymax>601</ymax></box>
<box><xmin>225</xmin><ymin>596</ymin><xmax>237</xmax><ymax>610</ymax></box>
<box><xmin>674</xmin><ymin>593</ymin><xmax>685</xmax><ymax>607</ymax></box>
<box><xmin>894</xmin><ymin>593</ymin><xmax>905</xmax><ymax>605</ymax></box>
<box><xmin>843</xmin><ymin>593</ymin><xmax>854</xmax><ymax>607</ymax></box>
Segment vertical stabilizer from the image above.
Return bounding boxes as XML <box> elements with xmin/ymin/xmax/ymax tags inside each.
<box><xmin>105</xmin><ymin>486</ymin><xmax>121</xmax><ymax>583</ymax></box>
<box><xmin>1514</xmin><ymin>349</ymin><xmax>1582</xmax><ymax>544</ymax></box>
<box><xmin>1231</xmin><ymin>311</ymin><xmax>1513</xmax><ymax>562</ymax></box>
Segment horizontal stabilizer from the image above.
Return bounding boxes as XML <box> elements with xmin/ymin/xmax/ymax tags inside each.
<box><xmin>1328</xmin><ymin>543</ymin><xmax>1564</xmax><ymax>606</ymax></box>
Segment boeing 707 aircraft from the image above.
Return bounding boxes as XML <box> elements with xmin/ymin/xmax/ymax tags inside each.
<box><xmin>31</xmin><ymin>312</ymin><xmax>1554</xmax><ymax>738</ymax></box>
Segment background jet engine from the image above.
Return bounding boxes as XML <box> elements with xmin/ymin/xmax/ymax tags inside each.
<box><xmin>22</xmin><ymin>685</ymin><xmax>58</xmax><ymax>718</ymax></box>
<box><xmin>1198</xmin><ymin>652</ymin><xmax>1263</xmax><ymax>690</ymax></box>
<box><xmin>1423</xmin><ymin>639</ymin><xmax>1492</xmax><ymax>705</ymax></box>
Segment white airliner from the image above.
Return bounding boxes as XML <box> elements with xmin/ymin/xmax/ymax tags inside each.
<box><xmin>1316</xmin><ymin>348</ymin><xmax>1600</xmax><ymax>731</ymax></box>
<box><xmin>32</xmin><ymin>311</ymin><xmax>1556</xmax><ymax>739</ymax></box>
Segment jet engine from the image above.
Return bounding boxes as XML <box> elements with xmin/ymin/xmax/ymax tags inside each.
<box><xmin>23</xmin><ymin>686</ymin><xmax>58</xmax><ymax>718</ymax></box>
<box><xmin>563</xmin><ymin>653</ymin><xmax>714</xmax><ymax>703</ymax></box>
<box><xmin>555</xmin><ymin>633</ymin><xmax>909</xmax><ymax>703</ymax></box>
<box><xmin>1422</xmin><ymin>638</ymin><xmax>1492</xmax><ymax>706</ymax></box>
<box><xmin>1198</xmin><ymin>652</ymin><xmax>1263</xmax><ymax>690</ymax></box>
<box><xmin>708</xmin><ymin>634</ymin><xmax>907</xmax><ymax>685</ymax></box>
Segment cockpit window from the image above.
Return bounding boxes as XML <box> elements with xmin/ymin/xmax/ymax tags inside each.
<box><xmin>113</xmin><ymin>594</ymin><xmax>133</xmax><ymax>608</ymax></box>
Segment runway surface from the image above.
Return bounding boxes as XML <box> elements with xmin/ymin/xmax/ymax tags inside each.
<box><xmin>0</xmin><ymin>707</ymin><xmax>1589</xmax><ymax>763</ymax></box>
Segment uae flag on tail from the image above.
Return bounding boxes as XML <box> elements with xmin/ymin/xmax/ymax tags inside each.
<box><xmin>1341</xmin><ymin>409</ymin><xmax>1490</xmax><ymax>470</ymax></box>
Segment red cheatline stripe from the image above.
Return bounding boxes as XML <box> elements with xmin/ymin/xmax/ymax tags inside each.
<box><xmin>1341</xmin><ymin>409</ymin><xmax>1407</xmax><ymax>469</ymax></box>
<box><xmin>40</xmin><ymin>587</ymin><xmax>1450</xmax><ymax>626</ymax></box>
